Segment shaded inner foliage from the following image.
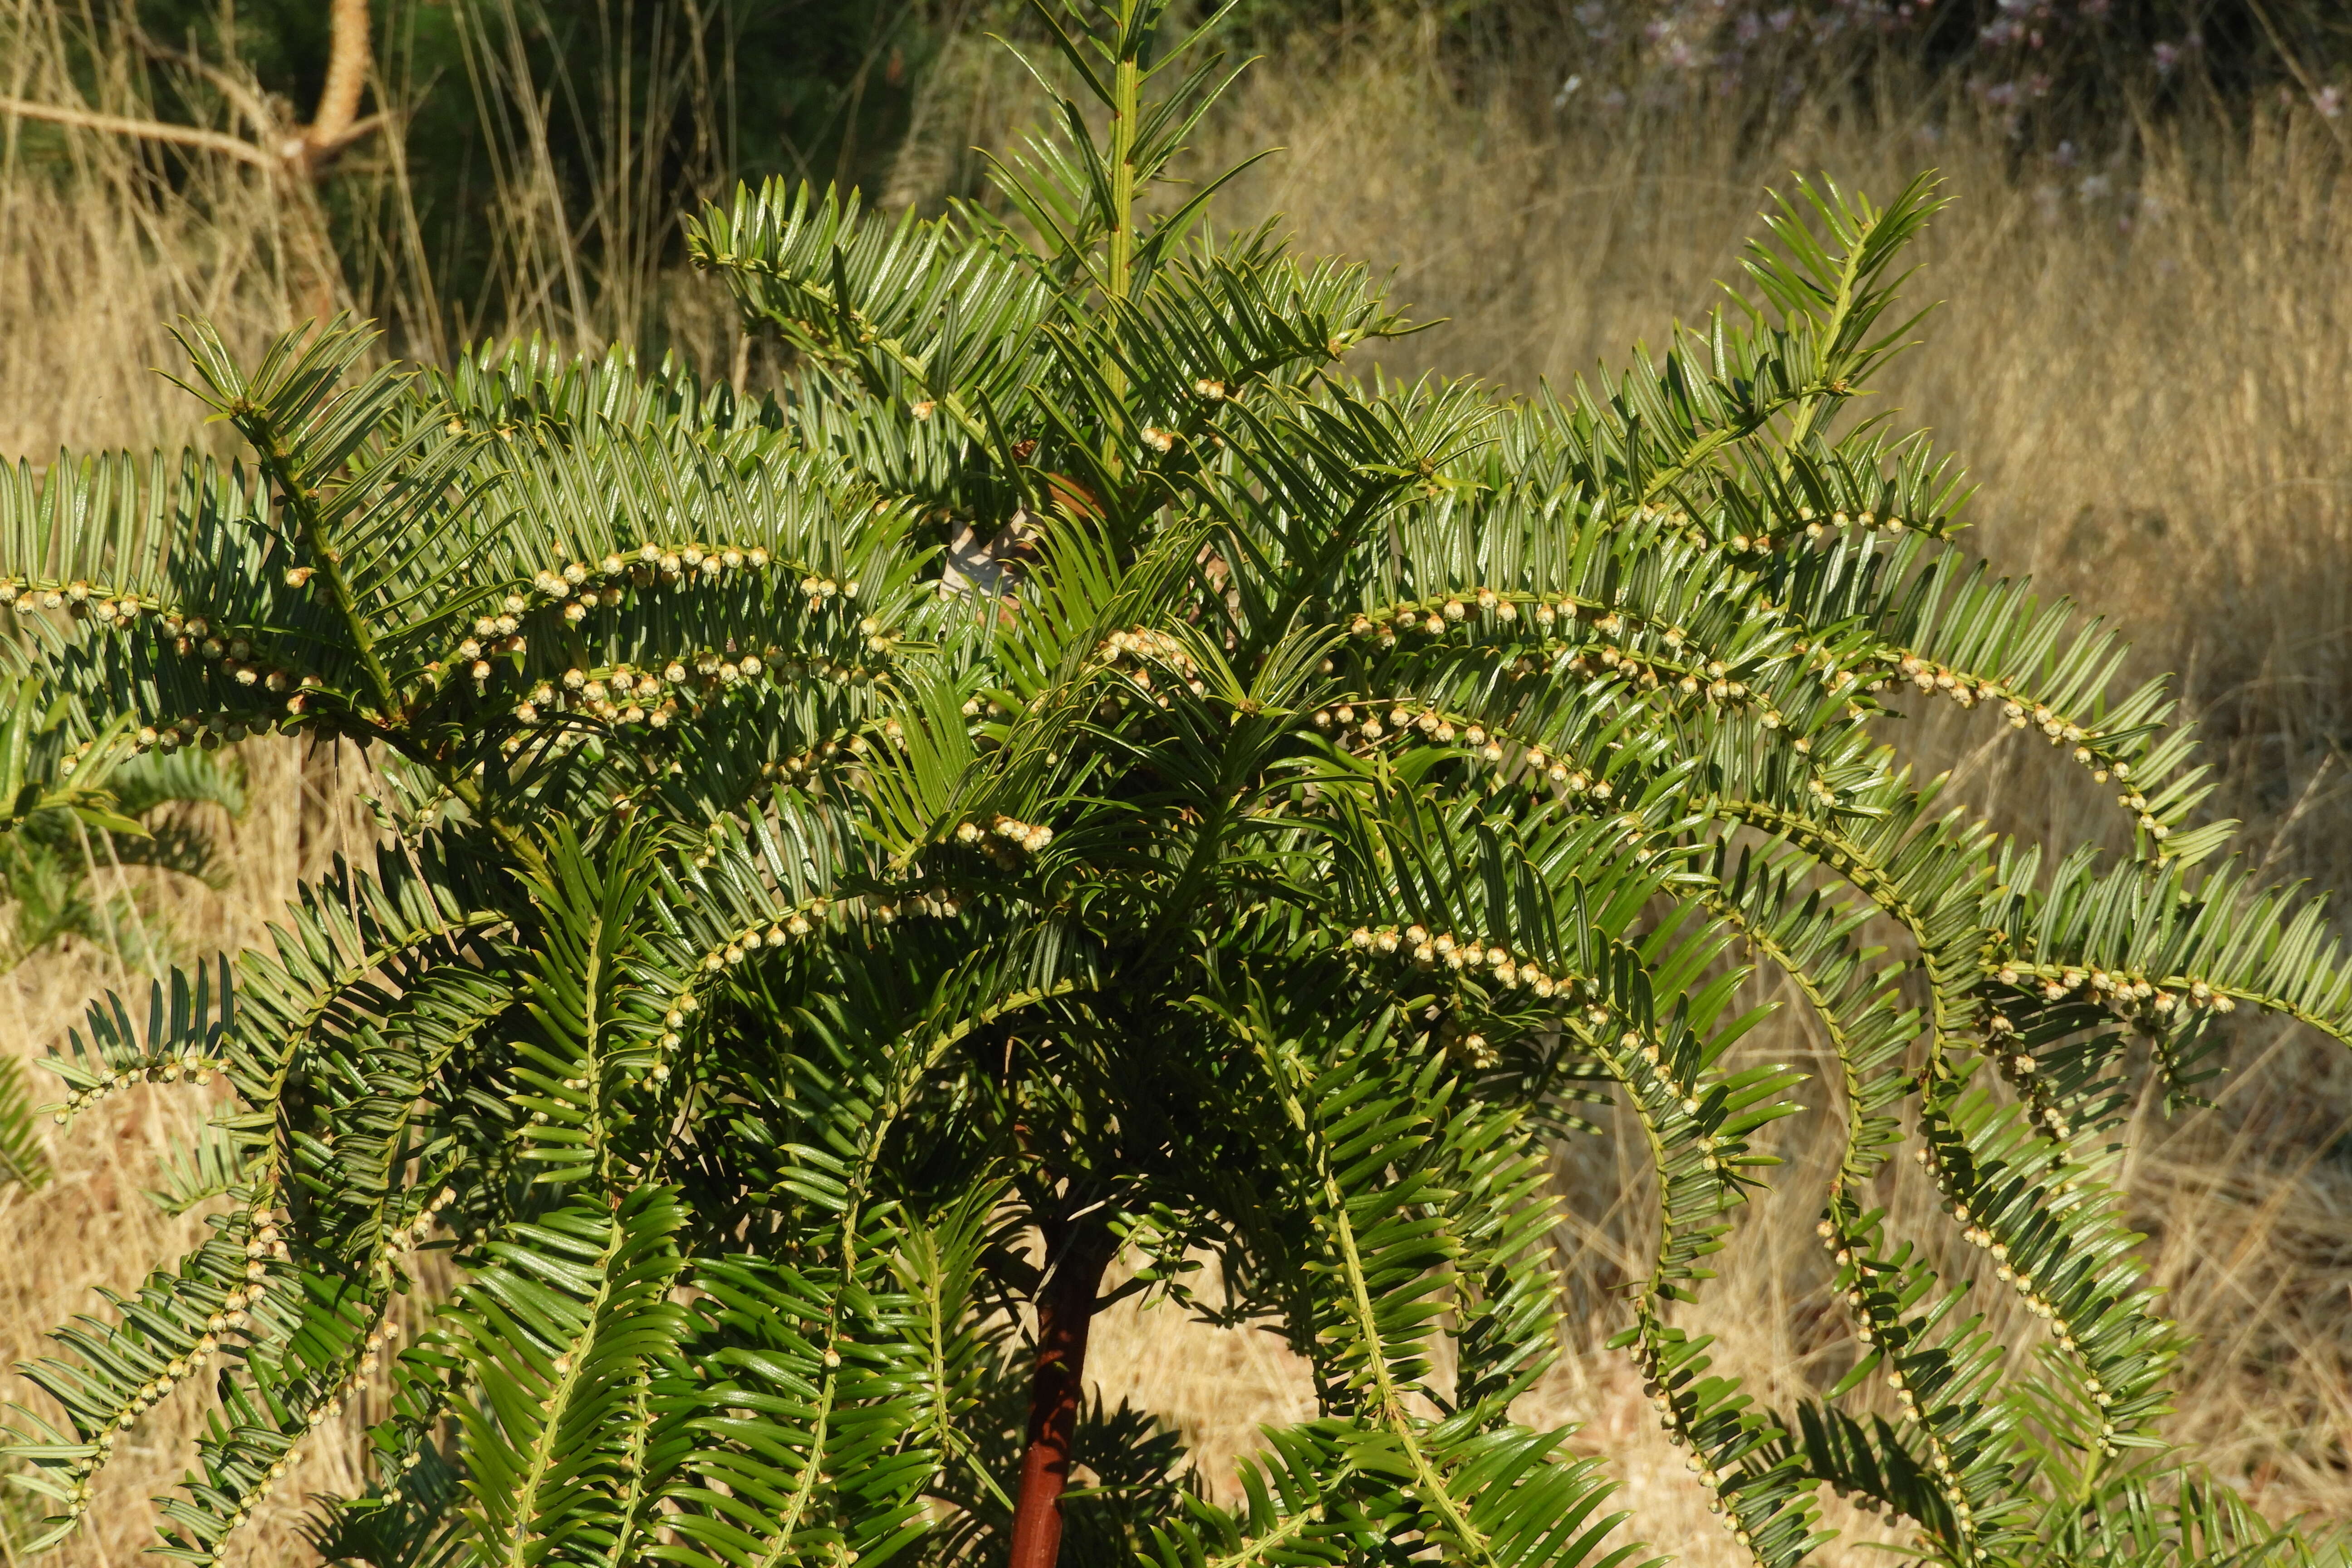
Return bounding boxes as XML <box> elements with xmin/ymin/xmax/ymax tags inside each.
<box><xmin>5</xmin><ymin>2</ymin><xmax>2352</xmax><ymax>1566</ymax></box>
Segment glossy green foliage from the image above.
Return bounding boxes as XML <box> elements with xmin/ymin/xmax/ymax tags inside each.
<box><xmin>0</xmin><ymin>671</ymin><xmax>245</xmax><ymax>976</ymax></box>
<box><xmin>0</xmin><ymin>669</ymin><xmax>242</xmax><ymax>1200</ymax></box>
<box><xmin>3</xmin><ymin>2</ymin><xmax>2350</xmax><ymax>1566</ymax></box>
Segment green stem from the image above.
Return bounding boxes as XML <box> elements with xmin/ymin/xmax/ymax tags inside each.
<box><xmin>1104</xmin><ymin>37</ymin><xmax>1140</xmax><ymax>423</ymax></box>
<box><xmin>508</xmin><ymin>1221</ymin><xmax>628</xmax><ymax>1568</ymax></box>
<box><xmin>1698</xmin><ymin>890</ymin><xmax>1877</xmax><ymax>1195</ymax></box>
<box><xmin>1107</xmin><ymin>55</ymin><xmax>1139</xmax><ymax>309</ymax></box>
<box><xmin>446</xmin><ymin>772</ymin><xmax>548</xmax><ymax>881</ymax></box>
<box><xmin>1772</xmin><ymin>220</ymin><xmax>1870</xmax><ymax>480</ymax></box>
<box><xmin>1708</xmin><ymin>795</ymin><xmax>1968</xmax><ymax>1065</ymax></box>
<box><xmin>343</xmin><ymin>710</ymin><xmax>544</xmax><ymax>879</ymax></box>
<box><xmin>1250</xmin><ymin>1030</ymin><xmax>1498</xmax><ymax>1568</ymax></box>
<box><xmin>241</xmin><ymin>415</ymin><xmax>400</xmax><ymax>720</ymax></box>
<box><xmin>236</xmin><ymin>409</ymin><xmax>551</xmax><ymax>868</ymax></box>
<box><xmin>231</xmin><ymin>406</ymin><xmax>555</xmax><ymax>880</ymax></box>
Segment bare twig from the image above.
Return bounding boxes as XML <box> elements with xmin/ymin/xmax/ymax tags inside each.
<box><xmin>3</xmin><ymin>0</ymin><xmax>384</xmax><ymax>180</ymax></box>
<box><xmin>0</xmin><ymin>95</ymin><xmax>278</xmax><ymax>171</ymax></box>
<box><xmin>125</xmin><ymin>23</ymin><xmax>280</xmax><ymax>142</ymax></box>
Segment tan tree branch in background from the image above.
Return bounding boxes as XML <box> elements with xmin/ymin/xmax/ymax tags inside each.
<box><xmin>303</xmin><ymin>0</ymin><xmax>373</xmax><ymax>159</ymax></box>
<box><xmin>0</xmin><ymin>95</ymin><xmax>280</xmax><ymax>171</ymax></box>
<box><xmin>0</xmin><ymin>0</ymin><xmax>384</xmax><ymax>178</ymax></box>
<box><xmin>127</xmin><ymin>24</ymin><xmax>279</xmax><ymax>138</ymax></box>
<box><xmin>0</xmin><ymin>1</ymin><xmax>387</xmax><ymax>322</ymax></box>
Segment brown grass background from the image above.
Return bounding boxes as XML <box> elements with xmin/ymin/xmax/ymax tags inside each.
<box><xmin>6</xmin><ymin>14</ymin><xmax>2352</xmax><ymax>1564</ymax></box>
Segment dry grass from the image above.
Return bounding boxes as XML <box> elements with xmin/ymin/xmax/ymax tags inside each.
<box><xmin>0</xmin><ymin>0</ymin><xmax>342</xmax><ymax>458</ymax></box>
<box><xmin>0</xmin><ymin>0</ymin><xmax>751</xmax><ymax>460</ymax></box>
<box><xmin>7</xmin><ymin>22</ymin><xmax>2352</xmax><ymax>1568</ymax></box>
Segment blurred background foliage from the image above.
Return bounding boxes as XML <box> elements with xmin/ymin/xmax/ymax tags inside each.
<box><xmin>3</xmin><ymin>0</ymin><xmax>2346</xmax><ymax>363</ymax></box>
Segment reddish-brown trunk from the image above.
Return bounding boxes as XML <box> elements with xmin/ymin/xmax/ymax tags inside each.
<box><xmin>1006</xmin><ymin>1222</ymin><xmax>1115</xmax><ymax>1568</ymax></box>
